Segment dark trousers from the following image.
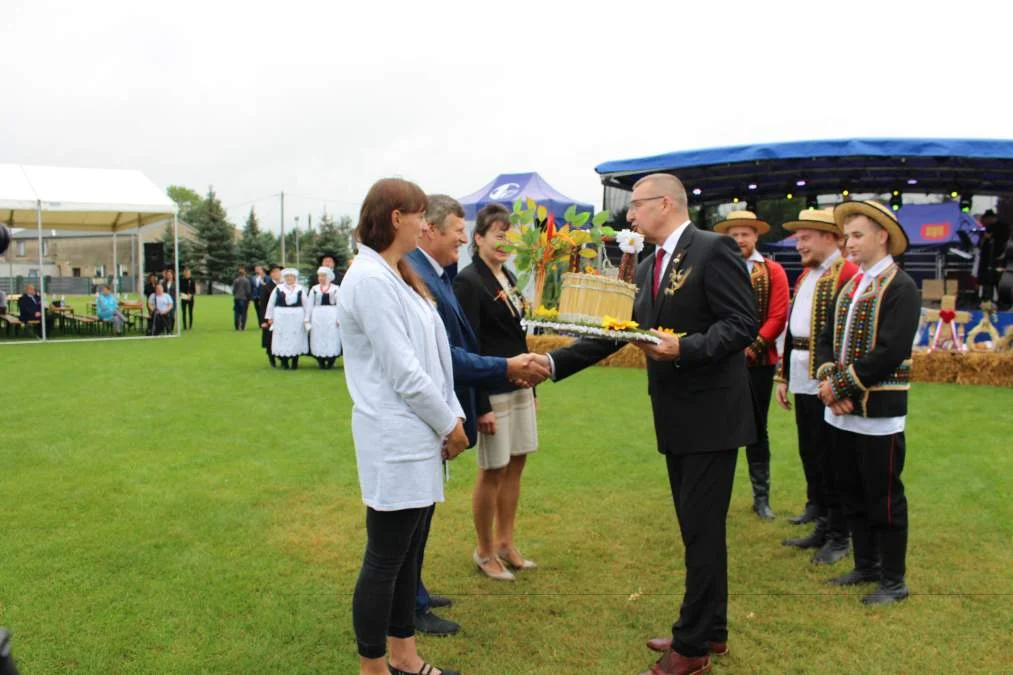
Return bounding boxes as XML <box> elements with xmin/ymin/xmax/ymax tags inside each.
<box><xmin>233</xmin><ymin>299</ymin><xmax>249</xmax><ymax>330</ymax></box>
<box><xmin>746</xmin><ymin>365</ymin><xmax>775</xmax><ymax>466</ymax></box>
<box><xmin>414</xmin><ymin>504</ymin><xmax>436</xmax><ymax>614</ymax></box>
<box><xmin>182</xmin><ymin>299</ymin><xmax>194</xmax><ymax>330</ymax></box>
<box><xmin>151</xmin><ymin>313</ymin><xmax>172</xmax><ymax>336</ymax></box>
<box><xmin>666</xmin><ymin>449</ymin><xmax>738</xmax><ymax>658</ymax></box>
<box><xmin>353</xmin><ymin>506</ymin><xmax>428</xmax><ymax>659</ymax></box>
<box><xmin>252</xmin><ymin>296</ymin><xmax>264</xmax><ymax>326</ymax></box>
<box><xmin>795</xmin><ymin>394</ymin><xmax>847</xmax><ymax>537</ymax></box>
<box><xmin>830</xmin><ymin>427</ymin><xmax>908</xmax><ymax>582</ymax></box>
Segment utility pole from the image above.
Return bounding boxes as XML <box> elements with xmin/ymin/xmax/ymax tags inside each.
<box><xmin>279</xmin><ymin>191</ymin><xmax>286</xmax><ymax>264</ymax></box>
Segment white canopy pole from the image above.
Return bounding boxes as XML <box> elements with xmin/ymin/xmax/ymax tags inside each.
<box><xmin>36</xmin><ymin>200</ymin><xmax>46</xmax><ymax>340</ymax></box>
<box><xmin>112</xmin><ymin>230</ymin><xmax>118</xmax><ymax>294</ymax></box>
<box><xmin>173</xmin><ymin>212</ymin><xmax>180</xmax><ymax>337</ymax></box>
<box><xmin>137</xmin><ymin>227</ymin><xmax>143</xmax><ymax>302</ymax></box>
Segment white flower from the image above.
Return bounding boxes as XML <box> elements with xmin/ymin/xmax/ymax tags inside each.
<box><xmin>616</xmin><ymin>229</ymin><xmax>645</xmax><ymax>254</ymax></box>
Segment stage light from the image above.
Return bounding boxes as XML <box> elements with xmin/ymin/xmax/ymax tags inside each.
<box><xmin>841</xmin><ymin>189</ymin><xmax>850</xmax><ymax>197</ymax></box>
<box><xmin>692</xmin><ymin>188</ymin><xmax>702</xmax><ymax>196</ymax></box>
<box><xmin>806</xmin><ymin>195</ymin><xmax>818</xmax><ymax>210</ymax></box>
<box><xmin>959</xmin><ymin>195</ymin><xmax>972</xmax><ymax>213</ymax></box>
<box><xmin>890</xmin><ymin>192</ymin><xmax>903</xmax><ymax>212</ymax></box>
<box><xmin>907</xmin><ymin>179</ymin><xmax>918</xmax><ymax>186</ymax></box>
<box><xmin>747</xmin><ymin>183</ymin><xmax>758</xmax><ymax>191</ymax></box>
<box><xmin>796</xmin><ymin>179</ymin><xmax>807</xmax><ymax>187</ymax></box>
<box><xmin>786</xmin><ymin>192</ymin><xmax>794</xmax><ymax>200</ymax></box>
<box><xmin>892</xmin><ymin>190</ymin><xmax>900</xmax><ymax>197</ymax></box>
<box><xmin>950</xmin><ymin>190</ymin><xmax>959</xmax><ymax>199</ymax></box>
<box><xmin>732</xmin><ymin>197</ymin><xmax>740</xmax><ymax>204</ymax></box>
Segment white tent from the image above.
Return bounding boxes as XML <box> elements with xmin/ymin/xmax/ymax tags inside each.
<box><xmin>0</xmin><ymin>163</ymin><xmax>179</xmax><ymax>342</ymax></box>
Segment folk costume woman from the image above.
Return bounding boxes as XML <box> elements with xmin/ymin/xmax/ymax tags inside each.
<box><xmin>265</xmin><ymin>267</ymin><xmax>308</xmax><ymax>369</ymax></box>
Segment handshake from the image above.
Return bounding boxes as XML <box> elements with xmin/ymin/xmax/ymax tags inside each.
<box><xmin>506</xmin><ymin>353</ymin><xmax>552</xmax><ymax>388</ymax></box>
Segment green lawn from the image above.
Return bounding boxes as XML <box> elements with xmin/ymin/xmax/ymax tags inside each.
<box><xmin>2</xmin><ymin>296</ymin><xmax>1011</xmax><ymax>673</ymax></box>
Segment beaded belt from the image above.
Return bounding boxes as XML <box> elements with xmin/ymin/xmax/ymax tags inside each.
<box><xmin>791</xmin><ymin>336</ymin><xmax>811</xmax><ymax>350</ymax></box>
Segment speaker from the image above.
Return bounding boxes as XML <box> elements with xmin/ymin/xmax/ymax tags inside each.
<box><xmin>144</xmin><ymin>243</ymin><xmax>165</xmax><ymax>274</ymax></box>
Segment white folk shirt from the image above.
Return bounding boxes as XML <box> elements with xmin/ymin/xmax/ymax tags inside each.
<box><xmin>825</xmin><ymin>255</ymin><xmax>905</xmax><ymax>436</ymax></box>
<box><xmin>746</xmin><ymin>248</ymin><xmax>765</xmax><ymax>274</ymax></box>
<box><xmin>338</xmin><ymin>245</ymin><xmax>464</xmax><ymax>511</ymax></box>
<box><xmin>789</xmin><ymin>250</ymin><xmax>841</xmax><ymax>395</ymax></box>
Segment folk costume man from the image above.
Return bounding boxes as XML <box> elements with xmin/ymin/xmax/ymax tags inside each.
<box><xmin>774</xmin><ymin>209</ymin><xmax>859</xmax><ymax>565</ymax></box>
<box><xmin>714</xmin><ymin>211</ymin><xmax>789</xmax><ymax>520</ymax></box>
<box><xmin>816</xmin><ymin>200</ymin><xmax>920</xmax><ymax>605</ymax></box>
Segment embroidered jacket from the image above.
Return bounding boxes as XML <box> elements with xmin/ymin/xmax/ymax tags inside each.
<box><xmin>815</xmin><ymin>264</ymin><xmax>921</xmax><ymax>418</ymax></box>
<box><xmin>748</xmin><ymin>257</ymin><xmax>789</xmax><ymax>366</ymax></box>
<box><xmin>775</xmin><ymin>256</ymin><xmax>858</xmax><ymax>383</ymax></box>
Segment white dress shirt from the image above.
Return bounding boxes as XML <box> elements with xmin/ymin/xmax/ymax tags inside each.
<box><xmin>788</xmin><ymin>250</ymin><xmax>841</xmax><ymax>395</ymax></box>
<box><xmin>746</xmin><ymin>248</ymin><xmax>765</xmax><ymax>274</ymax></box>
<box><xmin>338</xmin><ymin>245</ymin><xmax>465</xmax><ymax>511</ymax></box>
<box><xmin>825</xmin><ymin>255</ymin><xmax>904</xmax><ymax>436</ymax></box>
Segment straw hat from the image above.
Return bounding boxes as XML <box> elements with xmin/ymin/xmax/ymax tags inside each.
<box><xmin>834</xmin><ymin>200</ymin><xmax>909</xmax><ymax>256</ymax></box>
<box><xmin>783</xmin><ymin>208</ymin><xmax>842</xmax><ymax>236</ymax></box>
<box><xmin>713</xmin><ymin>210</ymin><xmax>770</xmax><ymax>235</ymax></box>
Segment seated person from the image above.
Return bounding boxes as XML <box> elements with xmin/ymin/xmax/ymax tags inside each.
<box><xmin>17</xmin><ymin>283</ymin><xmax>51</xmax><ymax>337</ymax></box>
<box><xmin>96</xmin><ymin>285</ymin><xmax>126</xmax><ymax>335</ymax></box>
<box><xmin>0</xmin><ymin>288</ymin><xmax>7</xmax><ymax>314</ymax></box>
<box><xmin>148</xmin><ymin>284</ymin><xmax>174</xmax><ymax>335</ymax></box>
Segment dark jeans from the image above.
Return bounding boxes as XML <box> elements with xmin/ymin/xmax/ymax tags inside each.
<box><xmin>182</xmin><ymin>299</ymin><xmax>194</xmax><ymax>330</ymax></box>
<box><xmin>830</xmin><ymin>427</ymin><xmax>908</xmax><ymax>581</ymax></box>
<box><xmin>353</xmin><ymin>506</ymin><xmax>428</xmax><ymax>659</ymax></box>
<box><xmin>415</xmin><ymin>504</ymin><xmax>436</xmax><ymax>614</ymax></box>
<box><xmin>666</xmin><ymin>449</ymin><xmax>738</xmax><ymax>658</ymax></box>
<box><xmin>746</xmin><ymin>365</ymin><xmax>775</xmax><ymax>466</ymax></box>
<box><xmin>252</xmin><ymin>296</ymin><xmax>265</xmax><ymax>326</ymax></box>
<box><xmin>233</xmin><ymin>299</ymin><xmax>249</xmax><ymax>330</ymax></box>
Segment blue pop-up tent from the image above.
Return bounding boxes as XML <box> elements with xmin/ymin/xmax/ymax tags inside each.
<box><xmin>765</xmin><ymin>202</ymin><xmax>983</xmax><ymax>249</ymax></box>
<box><xmin>458</xmin><ymin>172</ymin><xmax>594</xmax><ymax>221</ymax></box>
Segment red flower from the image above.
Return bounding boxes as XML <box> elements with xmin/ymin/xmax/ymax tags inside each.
<box><xmin>546</xmin><ymin>213</ymin><xmax>556</xmax><ymax>241</ymax></box>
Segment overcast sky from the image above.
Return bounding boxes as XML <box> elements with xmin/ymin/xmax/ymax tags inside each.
<box><xmin>3</xmin><ymin>0</ymin><xmax>1010</xmax><ymax>233</ymax></box>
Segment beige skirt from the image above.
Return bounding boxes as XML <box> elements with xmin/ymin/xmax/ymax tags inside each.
<box><xmin>476</xmin><ymin>388</ymin><xmax>538</xmax><ymax>470</ymax></box>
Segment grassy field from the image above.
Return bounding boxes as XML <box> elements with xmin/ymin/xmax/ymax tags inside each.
<box><xmin>2</xmin><ymin>296</ymin><xmax>1011</xmax><ymax>673</ymax></box>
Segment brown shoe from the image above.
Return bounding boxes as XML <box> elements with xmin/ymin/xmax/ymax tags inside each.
<box><xmin>647</xmin><ymin>638</ymin><xmax>728</xmax><ymax>657</ymax></box>
<box><xmin>639</xmin><ymin>648</ymin><xmax>711</xmax><ymax>675</ymax></box>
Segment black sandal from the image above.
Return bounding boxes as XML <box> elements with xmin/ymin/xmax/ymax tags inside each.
<box><xmin>388</xmin><ymin>663</ymin><xmax>460</xmax><ymax>675</ymax></box>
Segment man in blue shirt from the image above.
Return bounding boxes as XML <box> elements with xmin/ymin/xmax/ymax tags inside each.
<box><xmin>405</xmin><ymin>194</ymin><xmax>549</xmax><ymax>636</ymax></box>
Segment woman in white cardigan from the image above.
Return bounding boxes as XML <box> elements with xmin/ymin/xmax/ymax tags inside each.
<box><xmin>338</xmin><ymin>178</ymin><xmax>468</xmax><ymax>675</ymax></box>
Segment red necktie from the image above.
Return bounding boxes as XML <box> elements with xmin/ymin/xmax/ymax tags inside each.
<box><xmin>652</xmin><ymin>250</ymin><xmax>667</xmax><ymax>299</ymax></box>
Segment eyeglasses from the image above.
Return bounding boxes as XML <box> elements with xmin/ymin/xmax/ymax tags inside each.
<box><xmin>628</xmin><ymin>195</ymin><xmax>666</xmax><ymax>210</ymax></box>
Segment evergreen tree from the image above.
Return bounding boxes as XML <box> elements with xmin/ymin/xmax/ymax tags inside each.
<box><xmin>311</xmin><ymin>212</ymin><xmax>353</xmax><ymax>280</ymax></box>
<box><xmin>192</xmin><ymin>188</ymin><xmax>238</xmax><ymax>291</ymax></box>
<box><xmin>238</xmin><ymin>207</ymin><xmax>275</xmax><ymax>269</ymax></box>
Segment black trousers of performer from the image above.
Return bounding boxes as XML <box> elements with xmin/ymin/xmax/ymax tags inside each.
<box><xmin>181</xmin><ymin>299</ymin><xmax>194</xmax><ymax>330</ymax></box>
<box><xmin>746</xmin><ymin>365</ymin><xmax>776</xmax><ymax>465</ymax></box>
<box><xmin>794</xmin><ymin>394</ymin><xmax>846</xmax><ymax>537</ymax></box>
<box><xmin>353</xmin><ymin>506</ymin><xmax>428</xmax><ymax>659</ymax></box>
<box><xmin>829</xmin><ymin>427</ymin><xmax>908</xmax><ymax>582</ymax></box>
<box><xmin>666</xmin><ymin>449</ymin><xmax>738</xmax><ymax>658</ymax></box>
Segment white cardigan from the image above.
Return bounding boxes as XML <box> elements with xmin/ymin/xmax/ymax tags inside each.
<box><xmin>338</xmin><ymin>245</ymin><xmax>465</xmax><ymax>511</ymax></box>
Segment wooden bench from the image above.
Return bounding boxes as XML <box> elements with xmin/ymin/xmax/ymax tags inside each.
<box><xmin>1</xmin><ymin>313</ymin><xmax>24</xmax><ymax>337</ymax></box>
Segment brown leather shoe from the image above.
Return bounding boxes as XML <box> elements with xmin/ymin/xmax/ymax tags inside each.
<box><xmin>639</xmin><ymin>648</ymin><xmax>711</xmax><ymax>675</ymax></box>
<box><xmin>647</xmin><ymin>638</ymin><xmax>728</xmax><ymax>657</ymax></box>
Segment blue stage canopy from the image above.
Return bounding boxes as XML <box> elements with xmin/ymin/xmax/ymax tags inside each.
<box><xmin>595</xmin><ymin>138</ymin><xmax>1013</xmax><ymax>203</ymax></box>
<box><xmin>765</xmin><ymin>202</ymin><xmax>984</xmax><ymax>250</ymax></box>
<box><xmin>458</xmin><ymin>172</ymin><xmax>594</xmax><ymax>221</ymax></box>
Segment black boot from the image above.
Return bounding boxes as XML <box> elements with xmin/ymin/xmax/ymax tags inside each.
<box><xmin>828</xmin><ymin>520</ymin><xmax>881</xmax><ymax>585</ymax></box>
<box><xmin>291</xmin><ymin>357</ymin><xmax>299</xmax><ymax>370</ymax></box>
<box><xmin>812</xmin><ymin>508</ymin><xmax>850</xmax><ymax>565</ymax></box>
<box><xmin>280</xmin><ymin>357</ymin><xmax>290</xmax><ymax>370</ymax></box>
<box><xmin>748</xmin><ymin>461</ymin><xmax>775</xmax><ymax>520</ymax></box>
<box><xmin>789</xmin><ymin>503</ymin><xmax>820</xmax><ymax>525</ymax></box>
<box><xmin>783</xmin><ymin>515</ymin><xmax>827</xmax><ymax>549</ymax></box>
<box><xmin>863</xmin><ymin>529</ymin><xmax>908</xmax><ymax>604</ymax></box>
<box><xmin>269</xmin><ymin>354</ymin><xmax>277</xmax><ymax>368</ymax></box>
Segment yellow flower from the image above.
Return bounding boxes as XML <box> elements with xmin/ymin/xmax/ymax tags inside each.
<box><xmin>602</xmin><ymin>316</ymin><xmax>639</xmax><ymax>331</ymax></box>
<box><xmin>534</xmin><ymin>305</ymin><xmax>559</xmax><ymax>319</ymax></box>
<box><xmin>657</xmin><ymin>327</ymin><xmax>687</xmax><ymax>337</ymax></box>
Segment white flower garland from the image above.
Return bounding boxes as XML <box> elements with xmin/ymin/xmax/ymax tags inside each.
<box><xmin>521</xmin><ymin>318</ymin><xmax>661</xmax><ymax>344</ymax></box>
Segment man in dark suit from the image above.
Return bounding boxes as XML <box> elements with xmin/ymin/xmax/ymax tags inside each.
<box><xmin>17</xmin><ymin>283</ymin><xmax>50</xmax><ymax>338</ymax></box>
<box><xmin>540</xmin><ymin>174</ymin><xmax>757</xmax><ymax>675</ymax></box>
<box><xmin>405</xmin><ymin>194</ymin><xmax>550</xmax><ymax>637</ymax></box>
<box><xmin>250</xmin><ymin>265</ymin><xmax>268</xmax><ymax>326</ymax></box>
<box><xmin>258</xmin><ymin>265</ymin><xmax>281</xmax><ymax>367</ymax></box>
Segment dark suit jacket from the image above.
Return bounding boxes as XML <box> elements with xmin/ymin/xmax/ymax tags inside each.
<box><xmin>453</xmin><ymin>255</ymin><xmax>532</xmax><ymax>417</ymax></box>
<box><xmin>250</xmin><ymin>275</ymin><xmax>267</xmax><ymax>301</ymax></box>
<box><xmin>550</xmin><ymin>224</ymin><xmax>758</xmax><ymax>455</ymax></box>
<box><xmin>162</xmin><ymin>280</ymin><xmax>177</xmax><ymax>304</ymax></box>
<box><xmin>18</xmin><ymin>293</ymin><xmax>42</xmax><ymax>323</ymax></box>
<box><xmin>406</xmin><ymin>248</ymin><xmax>508</xmax><ymax>447</ymax></box>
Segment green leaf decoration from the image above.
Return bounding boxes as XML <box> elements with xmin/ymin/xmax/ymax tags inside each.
<box><xmin>592</xmin><ymin>210</ymin><xmax>609</xmax><ymax>227</ymax></box>
<box><xmin>564</xmin><ymin>204</ymin><xmax>577</xmax><ymax>223</ymax></box>
<box><xmin>579</xmin><ymin>247</ymin><xmax>598</xmax><ymax>259</ymax></box>
<box><xmin>574</xmin><ymin>211</ymin><xmax>590</xmax><ymax>228</ymax></box>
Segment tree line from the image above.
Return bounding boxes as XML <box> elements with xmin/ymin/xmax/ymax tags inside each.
<box><xmin>162</xmin><ymin>185</ymin><xmax>354</xmax><ymax>289</ymax></box>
